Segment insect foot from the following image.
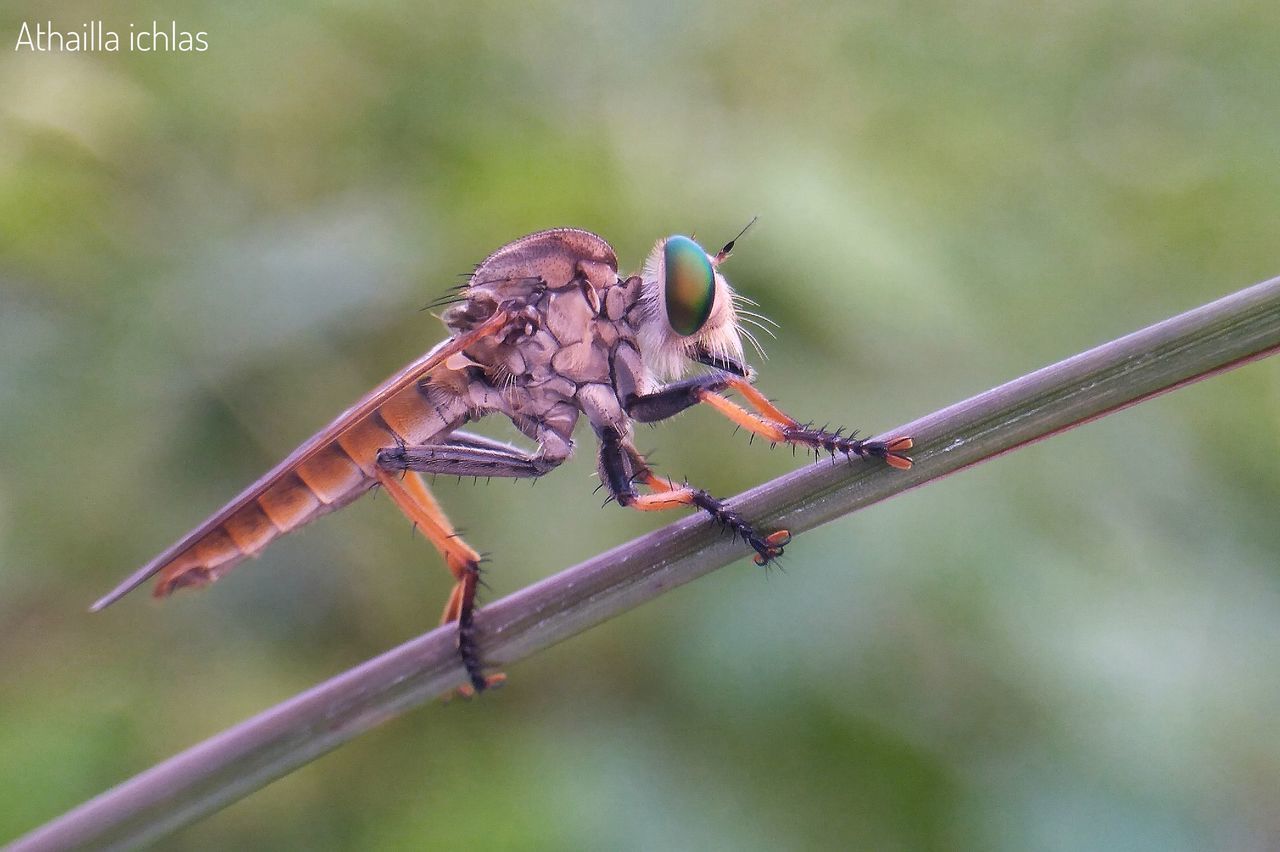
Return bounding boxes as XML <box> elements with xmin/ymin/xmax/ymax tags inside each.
<box><xmin>451</xmin><ymin>674</ymin><xmax>508</xmax><ymax>701</ymax></box>
<box><xmin>864</xmin><ymin>436</ymin><xmax>915</xmax><ymax>469</ymax></box>
<box><xmin>688</xmin><ymin>490</ymin><xmax>789</xmax><ymax>566</ymax></box>
<box><xmin>752</xmin><ymin>529</ymin><xmax>792</xmax><ymax>567</ymax></box>
<box><xmin>452</xmin><ymin>584</ymin><xmax>507</xmax><ymax>699</ymax></box>
<box><xmin>785</xmin><ymin>425</ymin><xmax>915</xmax><ymax>470</ymax></box>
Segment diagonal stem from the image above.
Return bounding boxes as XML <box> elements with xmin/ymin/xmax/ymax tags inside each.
<box><xmin>11</xmin><ymin>276</ymin><xmax>1280</xmax><ymax>852</ymax></box>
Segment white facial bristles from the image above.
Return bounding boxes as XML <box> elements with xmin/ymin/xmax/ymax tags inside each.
<box><xmin>635</xmin><ymin>238</ymin><xmax>746</xmax><ymax>382</ymax></box>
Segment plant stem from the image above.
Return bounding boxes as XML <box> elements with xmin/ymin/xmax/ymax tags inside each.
<box><xmin>11</xmin><ymin>276</ymin><xmax>1280</xmax><ymax>852</ymax></box>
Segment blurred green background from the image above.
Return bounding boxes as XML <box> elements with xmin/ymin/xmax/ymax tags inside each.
<box><xmin>2</xmin><ymin>0</ymin><xmax>1279</xmax><ymax>848</ymax></box>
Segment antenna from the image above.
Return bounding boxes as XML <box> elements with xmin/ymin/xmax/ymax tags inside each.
<box><xmin>713</xmin><ymin>216</ymin><xmax>759</xmax><ymax>265</ymax></box>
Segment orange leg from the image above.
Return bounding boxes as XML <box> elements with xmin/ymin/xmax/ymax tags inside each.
<box><xmin>616</xmin><ymin>373</ymin><xmax>909</xmax><ymax>567</ymax></box>
<box><xmin>622</xmin><ymin>445</ymin><xmax>679</xmax><ymax>494</ymax></box>
<box><xmin>377</xmin><ymin>469</ymin><xmax>478</xmax><ymax>580</ymax></box>
<box><xmin>376</xmin><ymin>469</ymin><xmax>502</xmax><ymax>695</ymax></box>
<box><xmin>622</xmin><ymin>484</ymin><xmax>790</xmax><ymax>564</ymax></box>
<box><xmin>625</xmin><ymin>489</ymin><xmax>700</xmax><ymax>511</ymax></box>
<box><xmin>603</xmin><ymin>434</ymin><xmax>790</xmax><ymax>565</ymax></box>
<box><xmin>701</xmin><ymin>376</ymin><xmax>914</xmax><ymax>469</ymax></box>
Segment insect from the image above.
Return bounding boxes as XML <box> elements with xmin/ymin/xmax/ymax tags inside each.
<box><xmin>93</xmin><ymin>228</ymin><xmax>913</xmax><ymax>693</ymax></box>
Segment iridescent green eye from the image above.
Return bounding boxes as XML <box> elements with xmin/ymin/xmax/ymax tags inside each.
<box><xmin>663</xmin><ymin>235</ymin><xmax>715</xmax><ymax>336</ymax></box>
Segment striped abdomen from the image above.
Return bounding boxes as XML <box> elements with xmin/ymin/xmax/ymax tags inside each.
<box><xmin>92</xmin><ymin>363</ymin><xmax>469</xmax><ymax>611</ymax></box>
<box><xmin>152</xmin><ymin>428</ymin><xmax>385</xmax><ymax>597</ymax></box>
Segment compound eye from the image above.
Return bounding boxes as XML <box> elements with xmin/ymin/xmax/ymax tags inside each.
<box><xmin>663</xmin><ymin>235</ymin><xmax>715</xmax><ymax>336</ymax></box>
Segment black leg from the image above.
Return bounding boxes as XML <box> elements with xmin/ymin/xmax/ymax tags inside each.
<box><xmin>595</xmin><ymin>427</ymin><xmax>789</xmax><ymax>565</ymax></box>
<box><xmin>624</xmin><ymin>374</ymin><xmax>735</xmax><ymax>423</ymax></box>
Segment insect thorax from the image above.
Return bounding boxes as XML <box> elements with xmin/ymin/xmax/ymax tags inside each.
<box><xmin>436</xmin><ymin>230</ymin><xmax>652</xmax><ymax>444</ymax></box>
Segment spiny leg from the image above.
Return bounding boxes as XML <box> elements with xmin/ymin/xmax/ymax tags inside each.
<box><xmin>599</xmin><ymin>428</ymin><xmax>789</xmax><ymax>565</ymax></box>
<box><xmin>704</xmin><ymin>376</ymin><xmax>913</xmax><ymax>466</ymax></box>
<box><xmin>375</xmin><ymin>431</ymin><xmax>570</xmax><ymax>694</ymax></box>
<box><xmin>625</xmin><ymin>371</ymin><xmax>913</xmax><ymax>468</ymax></box>
<box><xmin>620</xmin><ymin>368</ymin><xmax>909</xmax><ymax>563</ymax></box>
<box><xmin>377</xmin><ymin>432</ymin><xmax>563</xmax><ymax>480</ymax></box>
<box><xmin>374</xmin><ymin>468</ymin><xmax>494</xmax><ymax>695</ymax></box>
<box><xmin>625</xmin><ymin>487</ymin><xmax>791</xmax><ymax>566</ymax></box>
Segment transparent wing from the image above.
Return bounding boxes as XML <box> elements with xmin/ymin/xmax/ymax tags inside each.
<box><xmin>92</xmin><ymin>311</ymin><xmax>513</xmax><ymax>610</ymax></box>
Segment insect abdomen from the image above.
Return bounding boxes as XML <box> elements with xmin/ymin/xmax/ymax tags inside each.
<box><xmin>152</xmin><ymin>445</ymin><xmax>376</xmax><ymax>596</ymax></box>
<box><xmin>150</xmin><ymin>383</ymin><xmax>464</xmax><ymax>597</ymax></box>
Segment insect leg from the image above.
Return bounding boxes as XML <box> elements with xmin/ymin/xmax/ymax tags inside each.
<box><xmin>702</xmin><ymin>377</ymin><xmax>913</xmax><ymax>467</ymax></box>
<box><xmin>375</xmin><ymin>430</ymin><xmax>572</xmax><ymax>694</ymax></box>
<box><xmin>625</xmin><ymin>373</ymin><xmax>736</xmax><ymax>423</ymax></box>
<box><xmin>627</xmin><ymin>375</ymin><xmax>913</xmax><ymax>469</ymax></box>
<box><xmin>596</xmin><ymin>427</ymin><xmax>789</xmax><ymax>565</ymax></box>
<box><xmin>373</xmin><ymin>468</ymin><xmax>494</xmax><ymax>694</ymax></box>
<box><xmin>376</xmin><ymin>431</ymin><xmax>564</xmax><ymax>480</ymax></box>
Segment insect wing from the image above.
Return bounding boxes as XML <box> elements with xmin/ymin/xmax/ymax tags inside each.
<box><xmin>91</xmin><ymin>311</ymin><xmax>512</xmax><ymax>611</ymax></box>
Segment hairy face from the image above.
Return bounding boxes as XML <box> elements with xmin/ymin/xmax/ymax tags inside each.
<box><xmin>635</xmin><ymin>235</ymin><xmax>747</xmax><ymax>381</ymax></box>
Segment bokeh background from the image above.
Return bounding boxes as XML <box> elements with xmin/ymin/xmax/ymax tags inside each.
<box><xmin>3</xmin><ymin>1</ymin><xmax>1279</xmax><ymax>849</ymax></box>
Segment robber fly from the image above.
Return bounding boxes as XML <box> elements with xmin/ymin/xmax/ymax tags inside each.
<box><xmin>94</xmin><ymin>228</ymin><xmax>913</xmax><ymax>693</ymax></box>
